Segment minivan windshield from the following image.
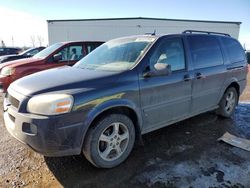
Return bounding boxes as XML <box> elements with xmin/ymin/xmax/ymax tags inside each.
<box><xmin>74</xmin><ymin>36</ymin><xmax>156</xmax><ymax>72</ymax></box>
<box><xmin>33</xmin><ymin>43</ymin><xmax>64</xmax><ymax>59</ymax></box>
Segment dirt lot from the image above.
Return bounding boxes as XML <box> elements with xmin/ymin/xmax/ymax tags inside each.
<box><xmin>0</xmin><ymin>75</ymin><xmax>250</xmax><ymax>188</ymax></box>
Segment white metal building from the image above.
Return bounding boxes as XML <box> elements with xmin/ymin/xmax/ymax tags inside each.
<box><xmin>47</xmin><ymin>17</ymin><xmax>241</xmax><ymax>45</ymax></box>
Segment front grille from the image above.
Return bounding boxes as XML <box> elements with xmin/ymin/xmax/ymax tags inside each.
<box><xmin>8</xmin><ymin>94</ymin><xmax>20</xmax><ymax>109</ymax></box>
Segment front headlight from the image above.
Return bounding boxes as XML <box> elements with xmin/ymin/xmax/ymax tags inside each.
<box><xmin>1</xmin><ymin>67</ymin><xmax>15</xmax><ymax>76</ymax></box>
<box><xmin>27</xmin><ymin>94</ymin><xmax>74</xmax><ymax>115</ymax></box>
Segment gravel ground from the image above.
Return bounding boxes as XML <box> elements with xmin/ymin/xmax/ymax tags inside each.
<box><xmin>0</xmin><ymin>74</ymin><xmax>250</xmax><ymax>188</ymax></box>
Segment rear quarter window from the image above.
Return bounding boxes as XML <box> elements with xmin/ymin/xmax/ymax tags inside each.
<box><xmin>187</xmin><ymin>35</ymin><xmax>223</xmax><ymax>69</ymax></box>
<box><xmin>221</xmin><ymin>37</ymin><xmax>245</xmax><ymax>63</ymax></box>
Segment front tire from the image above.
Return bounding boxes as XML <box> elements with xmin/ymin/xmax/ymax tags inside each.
<box><xmin>83</xmin><ymin>114</ymin><xmax>135</xmax><ymax>168</ymax></box>
<box><xmin>217</xmin><ymin>87</ymin><xmax>238</xmax><ymax>118</ymax></box>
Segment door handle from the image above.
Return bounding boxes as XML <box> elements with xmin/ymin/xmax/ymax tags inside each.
<box><xmin>196</xmin><ymin>72</ymin><xmax>205</xmax><ymax>79</ymax></box>
<box><xmin>183</xmin><ymin>74</ymin><xmax>191</xmax><ymax>81</ymax></box>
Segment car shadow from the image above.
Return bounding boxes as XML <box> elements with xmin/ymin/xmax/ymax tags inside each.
<box><xmin>44</xmin><ymin>105</ymin><xmax>249</xmax><ymax>188</ymax></box>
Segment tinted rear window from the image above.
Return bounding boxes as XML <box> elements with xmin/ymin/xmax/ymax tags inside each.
<box><xmin>247</xmin><ymin>52</ymin><xmax>250</xmax><ymax>64</ymax></box>
<box><xmin>221</xmin><ymin>37</ymin><xmax>245</xmax><ymax>63</ymax></box>
<box><xmin>187</xmin><ymin>35</ymin><xmax>223</xmax><ymax>69</ymax></box>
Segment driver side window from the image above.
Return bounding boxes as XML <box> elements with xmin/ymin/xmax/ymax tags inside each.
<box><xmin>55</xmin><ymin>47</ymin><xmax>69</xmax><ymax>62</ymax></box>
<box><xmin>150</xmin><ymin>37</ymin><xmax>185</xmax><ymax>72</ymax></box>
<box><xmin>55</xmin><ymin>45</ymin><xmax>83</xmax><ymax>62</ymax></box>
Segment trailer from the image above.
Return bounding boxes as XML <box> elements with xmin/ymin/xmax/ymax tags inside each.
<box><xmin>47</xmin><ymin>17</ymin><xmax>241</xmax><ymax>45</ymax></box>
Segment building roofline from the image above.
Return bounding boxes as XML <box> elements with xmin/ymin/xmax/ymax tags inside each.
<box><xmin>47</xmin><ymin>17</ymin><xmax>241</xmax><ymax>25</ymax></box>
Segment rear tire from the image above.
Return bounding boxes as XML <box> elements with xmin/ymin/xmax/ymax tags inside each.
<box><xmin>217</xmin><ymin>87</ymin><xmax>238</xmax><ymax>118</ymax></box>
<box><xmin>83</xmin><ymin>114</ymin><xmax>135</xmax><ymax>168</ymax></box>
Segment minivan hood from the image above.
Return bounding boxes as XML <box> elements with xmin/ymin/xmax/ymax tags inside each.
<box><xmin>9</xmin><ymin>66</ymin><xmax>120</xmax><ymax>96</ymax></box>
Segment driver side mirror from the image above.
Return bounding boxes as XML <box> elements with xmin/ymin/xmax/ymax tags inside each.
<box><xmin>143</xmin><ymin>63</ymin><xmax>171</xmax><ymax>78</ymax></box>
<box><xmin>53</xmin><ymin>54</ymin><xmax>62</xmax><ymax>62</ymax></box>
<box><xmin>154</xmin><ymin>63</ymin><xmax>171</xmax><ymax>75</ymax></box>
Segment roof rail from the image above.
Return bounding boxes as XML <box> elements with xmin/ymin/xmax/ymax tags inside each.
<box><xmin>182</xmin><ymin>30</ymin><xmax>231</xmax><ymax>37</ymax></box>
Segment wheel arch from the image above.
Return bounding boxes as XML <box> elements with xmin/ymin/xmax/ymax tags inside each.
<box><xmin>81</xmin><ymin>100</ymin><xmax>143</xmax><ymax>149</ymax></box>
<box><xmin>226</xmin><ymin>82</ymin><xmax>240</xmax><ymax>100</ymax></box>
<box><xmin>218</xmin><ymin>78</ymin><xmax>240</xmax><ymax>104</ymax></box>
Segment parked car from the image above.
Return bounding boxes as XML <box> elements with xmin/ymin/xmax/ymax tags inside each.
<box><xmin>0</xmin><ymin>47</ymin><xmax>46</xmax><ymax>63</ymax></box>
<box><xmin>0</xmin><ymin>41</ymin><xmax>103</xmax><ymax>92</ymax></box>
<box><xmin>4</xmin><ymin>31</ymin><xmax>247</xmax><ymax>168</ymax></box>
<box><xmin>0</xmin><ymin>47</ymin><xmax>21</xmax><ymax>56</ymax></box>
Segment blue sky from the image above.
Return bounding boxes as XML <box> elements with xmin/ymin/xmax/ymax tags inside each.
<box><xmin>0</xmin><ymin>0</ymin><xmax>249</xmax><ymax>47</ymax></box>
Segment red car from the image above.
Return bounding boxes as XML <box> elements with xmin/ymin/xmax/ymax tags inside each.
<box><xmin>0</xmin><ymin>41</ymin><xmax>103</xmax><ymax>92</ymax></box>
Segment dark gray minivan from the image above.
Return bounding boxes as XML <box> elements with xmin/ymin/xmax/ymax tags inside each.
<box><xmin>4</xmin><ymin>31</ymin><xmax>247</xmax><ymax>168</ymax></box>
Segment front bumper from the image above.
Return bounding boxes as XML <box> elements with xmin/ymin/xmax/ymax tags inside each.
<box><xmin>3</xmin><ymin>94</ymin><xmax>88</xmax><ymax>157</ymax></box>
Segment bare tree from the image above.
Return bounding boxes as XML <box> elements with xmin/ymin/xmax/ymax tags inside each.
<box><xmin>30</xmin><ymin>35</ymin><xmax>36</xmax><ymax>47</ymax></box>
<box><xmin>37</xmin><ymin>36</ymin><xmax>44</xmax><ymax>46</ymax></box>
